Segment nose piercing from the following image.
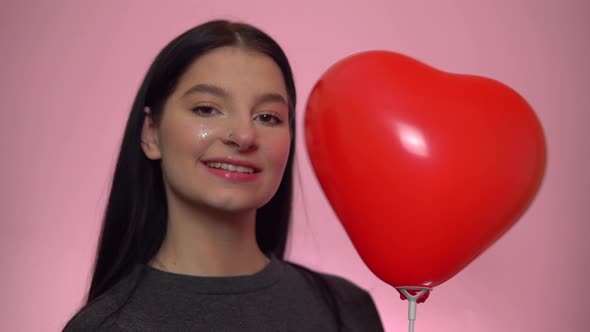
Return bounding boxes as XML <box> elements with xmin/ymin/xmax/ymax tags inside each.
<box><xmin>226</xmin><ymin>132</ymin><xmax>233</xmax><ymax>143</ymax></box>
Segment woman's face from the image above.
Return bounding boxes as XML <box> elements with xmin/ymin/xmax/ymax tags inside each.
<box><xmin>142</xmin><ymin>46</ymin><xmax>291</xmax><ymax>214</ymax></box>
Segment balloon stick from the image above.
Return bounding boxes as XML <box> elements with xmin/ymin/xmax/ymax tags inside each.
<box><xmin>395</xmin><ymin>286</ymin><xmax>432</xmax><ymax>332</ymax></box>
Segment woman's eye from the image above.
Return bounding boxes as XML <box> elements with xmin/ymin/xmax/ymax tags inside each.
<box><xmin>191</xmin><ymin>105</ymin><xmax>219</xmax><ymax>116</ymax></box>
<box><xmin>256</xmin><ymin>113</ymin><xmax>284</xmax><ymax>125</ymax></box>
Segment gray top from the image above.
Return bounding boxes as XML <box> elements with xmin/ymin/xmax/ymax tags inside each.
<box><xmin>64</xmin><ymin>256</ymin><xmax>384</xmax><ymax>331</ymax></box>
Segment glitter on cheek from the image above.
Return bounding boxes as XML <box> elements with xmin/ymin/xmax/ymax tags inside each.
<box><xmin>195</xmin><ymin>125</ymin><xmax>216</xmax><ymax>140</ymax></box>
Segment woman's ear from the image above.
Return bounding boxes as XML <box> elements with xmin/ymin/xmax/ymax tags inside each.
<box><xmin>141</xmin><ymin>106</ymin><xmax>162</xmax><ymax>160</ymax></box>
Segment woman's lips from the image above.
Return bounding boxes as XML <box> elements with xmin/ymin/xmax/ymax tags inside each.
<box><xmin>200</xmin><ymin>159</ymin><xmax>261</xmax><ymax>182</ymax></box>
<box><xmin>201</xmin><ymin>157</ymin><xmax>261</xmax><ymax>172</ymax></box>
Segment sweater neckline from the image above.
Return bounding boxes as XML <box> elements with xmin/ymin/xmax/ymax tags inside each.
<box><xmin>136</xmin><ymin>254</ymin><xmax>283</xmax><ymax>295</ymax></box>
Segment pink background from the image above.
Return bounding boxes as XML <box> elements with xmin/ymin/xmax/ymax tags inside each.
<box><xmin>1</xmin><ymin>0</ymin><xmax>588</xmax><ymax>331</ymax></box>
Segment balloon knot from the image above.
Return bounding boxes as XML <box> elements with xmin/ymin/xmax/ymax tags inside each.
<box><xmin>398</xmin><ymin>289</ymin><xmax>431</xmax><ymax>303</ymax></box>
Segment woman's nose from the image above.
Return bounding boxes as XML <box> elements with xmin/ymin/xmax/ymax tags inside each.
<box><xmin>225</xmin><ymin>117</ymin><xmax>258</xmax><ymax>152</ymax></box>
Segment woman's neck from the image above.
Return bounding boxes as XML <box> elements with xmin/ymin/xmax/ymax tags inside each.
<box><xmin>150</xmin><ymin>199</ymin><xmax>269</xmax><ymax>277</ymax></box>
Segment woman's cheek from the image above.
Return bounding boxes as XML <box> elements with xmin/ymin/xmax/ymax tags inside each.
<box><xmin>194</xmin><ymin>123</ymin><xmax>221</xmax><ymax>142</ymax></box>
<box><xmin>268</xmin><ymin>133</ymin><xmax>291</xmax><ymax>166</ymax></box>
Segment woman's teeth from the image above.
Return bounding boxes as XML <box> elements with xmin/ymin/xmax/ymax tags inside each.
<box><xmin>205</xmin><ymin>162</ymin><xmax>255</xmax><ymax>174</ymax></box>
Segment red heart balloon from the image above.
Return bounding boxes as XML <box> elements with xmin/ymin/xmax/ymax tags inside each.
<box><xmin>304</xmin><ymin>51</ymin><xmax>546</xmax><ymax>288</ymax></box>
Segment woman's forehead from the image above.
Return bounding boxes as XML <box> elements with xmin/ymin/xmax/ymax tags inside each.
<box><xmin>175</xmin><ymin>46</ymin><xmax>288</xmax><ymax>99</ymax></box>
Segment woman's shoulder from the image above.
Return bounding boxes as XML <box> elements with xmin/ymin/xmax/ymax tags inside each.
<box><xmin>62</xmin><ymin>267</ymin><xmax>142</xmax><ymax>331</ymax></box>
<box><xmin>62</xmin><ymin>293</ymin><xmax>123</xmax><ymax>331</ymax></box>
<box><xmin>283</xmin><ymin>261</ymin><xmax>373</xmax><ymax>302</ymax></box>
<box><xmin>319</xmin><ymin>271</ymin><xmax>384</xmax><ymax>331</ymax></box>
<box><xmin>283</xmin><ymin>261</ymin><xmax>384</xmax><ymax>331</ymax></box>
<box><xmin>319</xmin><ymin>271</ymin><xmax>377</xmax><ymax>308</ymax></box>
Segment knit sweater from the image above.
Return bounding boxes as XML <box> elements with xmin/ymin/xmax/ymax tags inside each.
<box><xmin>64</xmin><ymin>257</ymin><xmax>384</xmax><ymax>331</ymax></box>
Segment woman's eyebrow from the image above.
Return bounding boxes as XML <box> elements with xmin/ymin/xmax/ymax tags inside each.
<box><xmin>182</xmin><ymin>83</ymin><xmax>288</xmax><ymax>107</ymax></box>
<box><xmin>182</xmin><ymin>83</ymin><xmax>229</xmax><ymax>99</ymax></box>
<box><xmin>254</xmin><ymin>93</ymin><xmax>289</xmax><ymax>108</ymax></box>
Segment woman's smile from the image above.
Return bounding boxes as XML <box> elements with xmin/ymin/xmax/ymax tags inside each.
<box><xmin>200</xmin><ymin>157</ymin><xmax>262</xmax><ymax>182</ymax></box>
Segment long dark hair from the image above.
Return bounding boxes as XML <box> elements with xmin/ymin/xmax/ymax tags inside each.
<box><xmin>88</xmin><ymin>19</ymin><xmax>297</xmax><ymax>304</ymax></box>
<box><xmin>70</xmin><ymin>19</ymin><xmax>341</xmax><ymax>330</ymax></box>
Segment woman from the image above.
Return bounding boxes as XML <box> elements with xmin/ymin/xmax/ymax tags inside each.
<box><xmin>64</xmin><ymin>20</ymin><xmax>384</xmax><ymax>331</ymax></box>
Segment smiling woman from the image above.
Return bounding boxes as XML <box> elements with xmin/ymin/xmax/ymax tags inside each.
<box><xmin>63</xmin><ymin>20</ymin><xmax>384</xmax><ymax>331</ymax></box>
